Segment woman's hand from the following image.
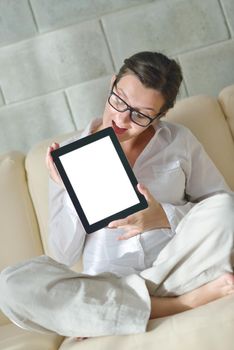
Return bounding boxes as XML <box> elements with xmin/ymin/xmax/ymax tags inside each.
<box><xmin>108</xmin><ymin>184</ymin><xmax>170</xmax><ymax>240</ymax></box>
<box><xmin>45</xmin><ymin>142</ymin><xmax>64</xmax><ymax>187</ymax></box>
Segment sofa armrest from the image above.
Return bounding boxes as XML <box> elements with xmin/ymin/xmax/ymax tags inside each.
<box><xmin>25</xmin><ymin>132</ymin><xmax>83</xmax><ymax>273</ymax></box>
<box><xmin>25</xmin><ymin>132</ymin><xmax>78</xmax><ymax>255</ymax></box>
<box><xmin>0</xmin><ymin>151</ymin><xmax>44</xmax><ymax>325</ymax></box>
<box><xmin>0</xmin><ymin>151</ymin><xmax>43</xmax><ymax>268</ymax></box>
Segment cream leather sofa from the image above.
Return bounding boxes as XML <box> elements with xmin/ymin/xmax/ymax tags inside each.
<box><xmin>0</xmin><ymin>85</ymin><xmax>234</xmax><ymax>350</ymax></box>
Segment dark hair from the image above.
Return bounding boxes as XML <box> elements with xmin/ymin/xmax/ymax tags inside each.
<box><xmin>115</xmin><ymin>51</ymin><xmax>183</xmax><ymax>114</ymax></box>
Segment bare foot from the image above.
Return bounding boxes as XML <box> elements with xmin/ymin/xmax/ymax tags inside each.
<box><xmin>179</xmin><ymin>273</ymin><xmax>234</xmax><ymax>309</ymax></box>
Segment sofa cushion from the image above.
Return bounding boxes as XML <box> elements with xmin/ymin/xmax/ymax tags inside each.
<box><xmin>165</xmin><ymin>94</ymin><xmax>234</xmax><ymax>190</ymax></box>
<box><xmin>59</xmin><ymin>295</ymin><xmax>234</xmax><ymax>350</ymax></box>
<box><xmin>0</xmin><ymin>323</ymin><xmax>63</xmax><ymax>350</ymax></box>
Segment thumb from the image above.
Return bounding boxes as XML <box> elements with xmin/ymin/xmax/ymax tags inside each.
<box><xmin>137</xmin><ymin>183</ymin><xmax>152</xmax><ymax>203</ymax></box>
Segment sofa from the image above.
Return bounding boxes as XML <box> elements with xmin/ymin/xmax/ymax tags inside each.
<box><xmin>0</xmin><ymin>84</ymin><xmax>234</xmax><ymax>350</ymax></box>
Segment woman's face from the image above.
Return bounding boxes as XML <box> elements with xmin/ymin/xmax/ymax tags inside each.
<box><xmin>101</xmin><ymin>74</ymin><xmax>166</xmax><ymax>143</ymax></box>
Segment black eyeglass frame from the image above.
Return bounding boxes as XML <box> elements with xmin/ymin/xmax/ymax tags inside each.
<box><xmin>108</xmin><ymin>81</ymin><xmax>164</xmax><ymax>127</ymax></box>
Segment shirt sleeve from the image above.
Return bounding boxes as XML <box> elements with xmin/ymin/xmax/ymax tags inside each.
<box><xmin>48</xmin><ymin>177</ymin><xmax>86</xmax><ymax>267</ymax></box>
<box><xmin>161</xmin><ymin>127</ymin><xmax>231</xmax><ymax>233</ymax></box>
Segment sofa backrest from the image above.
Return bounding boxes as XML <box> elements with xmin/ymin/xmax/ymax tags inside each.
<box><xmin>165</xmin><ymin>88</ymin><xmax>234</xmax><ymax>190</ymax></box>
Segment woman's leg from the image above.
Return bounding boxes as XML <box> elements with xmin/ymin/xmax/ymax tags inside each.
<box><xmin>0</xmin><ymin>255</ymin><xmax>151</xmax><ymax>337</ymax></box>
<box><xmin>1</xmin><ymin>193</ymin><xmax>233</xmax><ymax>335</ymax></box>
<box><xmin>141</xmin><ymin>193</ymin><xmax>234</xmax><ymax>296</ymax></box>
<box><xmin>150</xmin><ymin>272</ymin><xmax>234</xmax><ymax>319</ymax></box>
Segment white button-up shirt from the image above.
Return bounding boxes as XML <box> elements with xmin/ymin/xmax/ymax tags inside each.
<box><xmin>48</xmin><ymin>119</ymin><xmax>230</xmax><ymax>276</ymax></box>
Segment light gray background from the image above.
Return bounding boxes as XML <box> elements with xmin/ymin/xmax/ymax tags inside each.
<box><xmin>0</xmin><ymin>0</ymin><xmax>233</xmax><ymax>153</ymax></box>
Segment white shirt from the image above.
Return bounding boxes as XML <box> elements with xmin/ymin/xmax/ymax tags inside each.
<box><xmin>48</xmin><ymin>119</ymin><xmax>230</xmax><ymax>276</ymax></box>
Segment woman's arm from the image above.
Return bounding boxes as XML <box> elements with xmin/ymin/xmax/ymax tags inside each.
<box><xmin>46</xmin><ymin>143</ymin><xmax>86</xmax><ymax>267</ymax></box>
<box><xmin>108</xmin><ymin>183</ymin><xmax>170</xmax><ymax>240</ymax></box>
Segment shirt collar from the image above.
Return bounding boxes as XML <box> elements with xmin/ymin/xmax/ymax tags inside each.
<box><xmin>153</xmin><ymin>120</ymin><xmax>172</xmax><ymax>141</ymax></box>
<box><xmin>81</xmin><ymin>118</ymin><xmax>172</xmax><ymax>142</ymax></box>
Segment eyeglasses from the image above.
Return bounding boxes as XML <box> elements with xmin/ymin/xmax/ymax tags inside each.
<box><xmin>108</xmin><ymin>82</ymin><xmax>163</xmax><ymax>127</ymax></box>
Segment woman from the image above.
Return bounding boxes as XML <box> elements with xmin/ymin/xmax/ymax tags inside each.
<box><xmin>1</xmin><ymin>51</ymin><xmax>234</xmax><ymax>337</ymax></box>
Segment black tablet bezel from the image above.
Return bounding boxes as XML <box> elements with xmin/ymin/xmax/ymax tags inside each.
<box><xmin>51</xmin><ymin>127</ymin><xmax>148</xmax><ymax>233</ymax></box>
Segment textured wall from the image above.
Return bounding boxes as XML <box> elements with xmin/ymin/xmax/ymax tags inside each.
<box><xmin>0</xmin><ymin>0</ymin><xmax>233</xmax><ymax>153</ymax></box>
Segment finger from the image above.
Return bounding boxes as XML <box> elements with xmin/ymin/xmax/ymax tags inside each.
<box><xmin>117</xmin><ymin>228</ymin><xmax>141</xmax><ymax>240</ymax></box>
<box><xmin>137</xmin><ymin>183</ymin><xmax>153</xmax><ymax>203</ymax></box>
<box><xmin>45</xmin><ymin>146</ymin><xmax>53</xmax><ymax>168</ymax></box>
<box><xmin>108</xmin><ymin>217</ymin><xmax>129</xmax><ymax>228</ymax></box>
<box><xmin>45</xmin><ymin>143</ymin><xmax>59</xmax><ymax>168</ymax></box>
<box><xmin>48</xmin><ymin>142</ymin><xmax>60</xmax><ymax>154</ymax></box>
<box><xmin>46</xmin><ymin>147</ymin><xmax>55</xmax><ymax>170</ymax></box>
<box><xmin>51</xmin><ymin>142</ymin><xmax>59</xmax><ymax>149</ymax></box>
<box><xmin>45</xmin><ymin>146</ymin><xmax>63</xmax><ymax>185</ymax></box>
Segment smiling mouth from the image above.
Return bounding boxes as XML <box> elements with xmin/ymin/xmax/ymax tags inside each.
<box><xmin>112</xmin><ymin>120</ymin><xmax>128</xmax><ymax>135</ymax></box>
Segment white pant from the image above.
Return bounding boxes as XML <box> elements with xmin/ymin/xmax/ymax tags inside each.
<box><xmin>0</xmin><ymin>193</ymin><xmax>234</xmax><ymax>337</ymax></box>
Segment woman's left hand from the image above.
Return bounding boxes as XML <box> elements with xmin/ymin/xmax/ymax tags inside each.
<box><xmin>108</xmin><ymin>183</ymin><xmax>171</xmax><ymax>240</ymax></box>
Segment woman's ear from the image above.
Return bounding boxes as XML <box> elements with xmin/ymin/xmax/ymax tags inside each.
<box><xmin>110</xmin><ymin>74</ymin><xmax>116</xmax><ymax>87</ymax></box>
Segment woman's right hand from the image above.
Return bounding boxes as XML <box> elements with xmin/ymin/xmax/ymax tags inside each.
<box><xmin>45</xmin><ymin>142</ymin><xmax>64</xmax><ymax>187</ymax></box>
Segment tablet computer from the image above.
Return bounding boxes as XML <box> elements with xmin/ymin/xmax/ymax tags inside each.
<box><xmin>51</xmin><ymin>127</ymin><xmax>148</xmax><ymax>233</ymax></box>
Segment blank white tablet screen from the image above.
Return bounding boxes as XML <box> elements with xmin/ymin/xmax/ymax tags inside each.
<box><xmin>59</xmin><ymin>136</ymin><xmax>140</xmax><ymax>225</ymax></box>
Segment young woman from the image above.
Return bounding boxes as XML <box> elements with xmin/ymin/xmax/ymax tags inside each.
<box><xmin>1</xmin><ymin>52</ymin><xmax>234</xmax><ymax>337</ymax></box>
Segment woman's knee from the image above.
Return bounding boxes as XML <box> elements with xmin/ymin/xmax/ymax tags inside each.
<box><xmin>0</xmin><ymin>258</ymin><xmax>42</xmax><ymax>315</ymax></box>
<box><xmin>0</xmin><ymin>265</ymin><xmax>22</xmax><ymax>320</ymax></box>
<box><xmin>1</xmin><ymin>265</ymin><xmax>18</xmax><ymax>295</ymax></box>
<box><xmin>204</xmin><ymin>192</ymin><xmax>234</xmax><ymax>224</ymax></box>
<box><xmin>189</xmin><ymin>192</ymin><xmax>233</xmax><ymax>223</ymax></box>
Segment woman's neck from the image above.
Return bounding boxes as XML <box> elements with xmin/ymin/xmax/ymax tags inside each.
<box><xmin>92</xmin><ymin>121</ymin><xmax>156</xmax><ymax>168</ymax></box>
<box><xmin>121</xmin><ymin>126</ymin><xmax>155</xmax><ymax>167</ymax></box>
